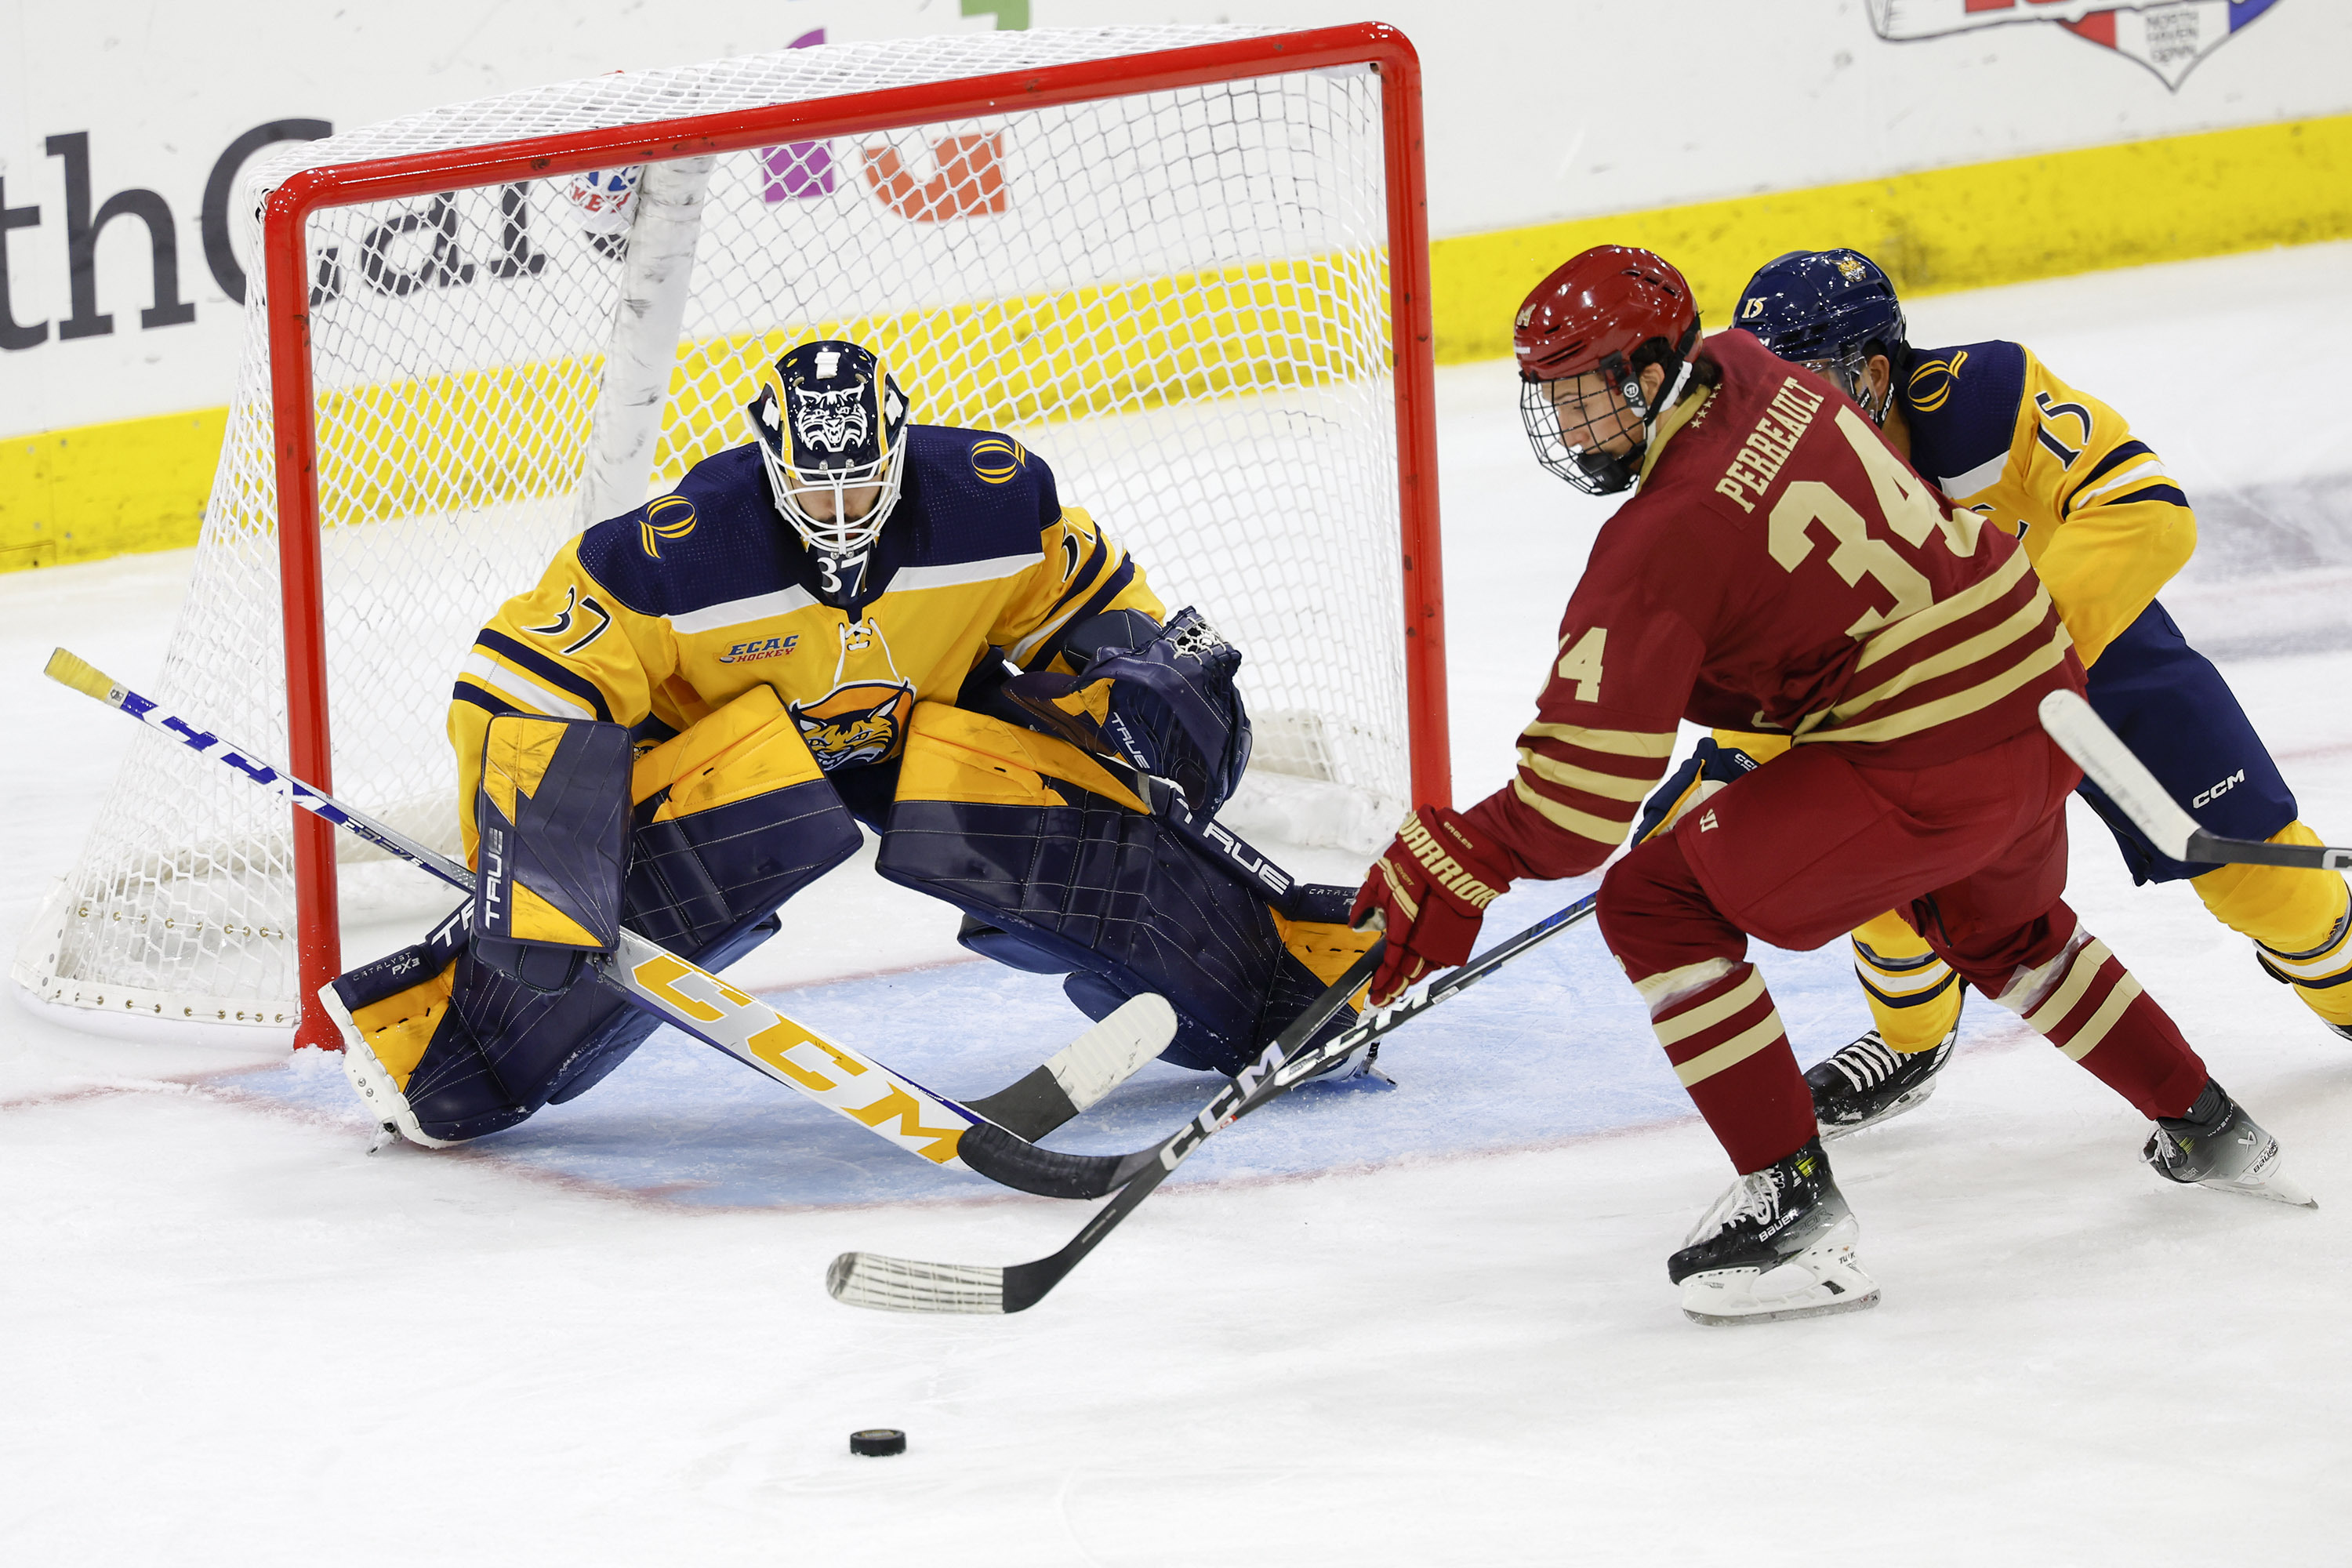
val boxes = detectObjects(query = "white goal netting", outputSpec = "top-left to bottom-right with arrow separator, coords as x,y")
13,26 -> 1417,1042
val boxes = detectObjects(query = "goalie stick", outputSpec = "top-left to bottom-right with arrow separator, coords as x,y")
826,891 -> 1602,1313
960,889 -> 1605,1200
42,648 -> 1171,1165
2039,690 -> 2352,872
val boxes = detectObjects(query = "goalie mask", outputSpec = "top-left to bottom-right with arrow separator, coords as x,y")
746,339 -> 910,567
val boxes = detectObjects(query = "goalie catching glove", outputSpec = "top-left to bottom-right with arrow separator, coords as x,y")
1350,807 -> 1514,1007
1003,605 -> 1252,815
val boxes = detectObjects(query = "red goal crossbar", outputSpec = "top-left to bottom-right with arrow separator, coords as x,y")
259,22 -> 1449,1052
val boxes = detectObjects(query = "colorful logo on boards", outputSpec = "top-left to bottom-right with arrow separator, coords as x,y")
1868,1 -> 2281,90
970,437 -> 1025,485
640,495 -> 697,558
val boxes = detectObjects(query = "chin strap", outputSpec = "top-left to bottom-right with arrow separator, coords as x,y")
1630,355 -> 1697,442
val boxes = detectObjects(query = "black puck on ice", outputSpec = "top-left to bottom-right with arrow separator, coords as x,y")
850,1428 -> 906,1457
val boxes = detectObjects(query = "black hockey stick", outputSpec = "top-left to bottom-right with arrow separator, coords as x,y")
2040,690 -> 2352,872
958,890 -> 1606,1200
42,648 -> 1170,1161
826,942 -> 1383,1315
827,891 -> 1605,1313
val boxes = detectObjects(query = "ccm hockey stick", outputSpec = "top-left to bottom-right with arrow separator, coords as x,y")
2039,690 -> 2352,872
42,648 -> 1173,1167
960,889 -> 1606,1200
828,942 -> 1383,1315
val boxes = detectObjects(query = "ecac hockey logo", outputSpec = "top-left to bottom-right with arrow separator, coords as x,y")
719,634 -> 800,664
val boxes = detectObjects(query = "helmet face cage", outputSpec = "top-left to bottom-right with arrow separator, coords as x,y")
746,339 -> 910,557
1517,328 -> 1700,498
1519,360 -> 1647,496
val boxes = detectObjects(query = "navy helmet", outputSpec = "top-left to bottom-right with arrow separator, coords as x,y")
1732,250 -> 1907,422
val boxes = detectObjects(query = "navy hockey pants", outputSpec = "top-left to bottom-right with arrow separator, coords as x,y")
2074,598 -> 2297,884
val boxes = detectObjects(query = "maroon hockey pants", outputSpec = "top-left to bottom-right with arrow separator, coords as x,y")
1595,727 -> 2209,1173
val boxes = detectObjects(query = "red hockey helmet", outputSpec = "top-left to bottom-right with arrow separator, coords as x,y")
1515,246 -> 1703,495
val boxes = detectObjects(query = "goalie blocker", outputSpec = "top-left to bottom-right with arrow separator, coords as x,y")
331,691 -> 1370,1145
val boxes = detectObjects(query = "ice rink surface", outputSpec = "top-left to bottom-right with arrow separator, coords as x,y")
5,244 -> 2351,1563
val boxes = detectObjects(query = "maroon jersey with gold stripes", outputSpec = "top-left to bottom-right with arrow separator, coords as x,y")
1467,328 -> 2082,882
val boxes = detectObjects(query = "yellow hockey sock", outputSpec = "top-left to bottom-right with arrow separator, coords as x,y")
1850,908 -> 1962,1052
2194,822 -> 2352,1029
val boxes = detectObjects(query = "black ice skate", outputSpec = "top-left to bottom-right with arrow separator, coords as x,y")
1806,1013 -> 1958,1140
1668,1138 -> 1880,1326
2143,1080 -> 2318,1207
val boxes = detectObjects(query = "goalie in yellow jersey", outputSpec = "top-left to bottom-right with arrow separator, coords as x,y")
324,339 -> 1376,1149
1638,250 -> 2351,1137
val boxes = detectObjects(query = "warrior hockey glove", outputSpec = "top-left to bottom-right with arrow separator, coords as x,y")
1004,606 -> 1254,815
1350,807 -> 1512,1007
1632,737 -> 1761,844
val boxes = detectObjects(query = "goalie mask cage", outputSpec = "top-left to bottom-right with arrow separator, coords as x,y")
13,22 -> 1446,1052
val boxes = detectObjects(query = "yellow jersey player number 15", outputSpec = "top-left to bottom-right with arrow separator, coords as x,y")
1703,250 -> 2352,1141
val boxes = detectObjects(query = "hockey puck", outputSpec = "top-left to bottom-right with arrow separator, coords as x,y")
849,1428 -> 906,1457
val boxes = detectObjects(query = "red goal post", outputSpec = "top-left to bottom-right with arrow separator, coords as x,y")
242,24 -> 1446,1051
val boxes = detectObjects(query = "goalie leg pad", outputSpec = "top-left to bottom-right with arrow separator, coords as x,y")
331,688 -> 860,1144
877,702 -> 1370,1076
474,713 -> 632,991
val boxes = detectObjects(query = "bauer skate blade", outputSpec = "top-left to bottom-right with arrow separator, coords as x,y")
1678,1214 -> 1882,1326
323,985 -> 459,1151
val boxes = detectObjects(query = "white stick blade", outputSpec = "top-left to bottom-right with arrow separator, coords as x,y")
2037,690 -> 2202,860
827,1252 -> 1006,1315
1047,993 -> 1178,1113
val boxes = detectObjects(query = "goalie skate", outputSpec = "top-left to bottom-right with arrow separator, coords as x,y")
1806,1024 -> 1956,1140
1669,1139 -> 1880,1326
322,982 -> 460,1151
2143,1082 -> 2317,1208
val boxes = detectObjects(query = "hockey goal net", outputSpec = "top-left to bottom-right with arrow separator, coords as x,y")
13,23 -> 1445,1051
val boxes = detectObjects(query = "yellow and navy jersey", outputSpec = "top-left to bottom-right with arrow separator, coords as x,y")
449,424 -> 1163,860
1900,340 -> 2194,669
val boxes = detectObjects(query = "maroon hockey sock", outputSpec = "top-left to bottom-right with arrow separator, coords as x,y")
2012,934 -> 2209,1119
1648,964 -> 1818,1174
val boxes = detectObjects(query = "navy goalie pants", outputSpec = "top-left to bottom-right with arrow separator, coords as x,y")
2074,598 -> 2297,884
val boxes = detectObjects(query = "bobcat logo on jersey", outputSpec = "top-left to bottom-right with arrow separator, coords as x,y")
791,379 -> 872,456
1867,0 -> 2281,92
789,679 -> 916,771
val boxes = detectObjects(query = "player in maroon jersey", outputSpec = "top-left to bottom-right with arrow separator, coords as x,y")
1349,246 -> 2311,1326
